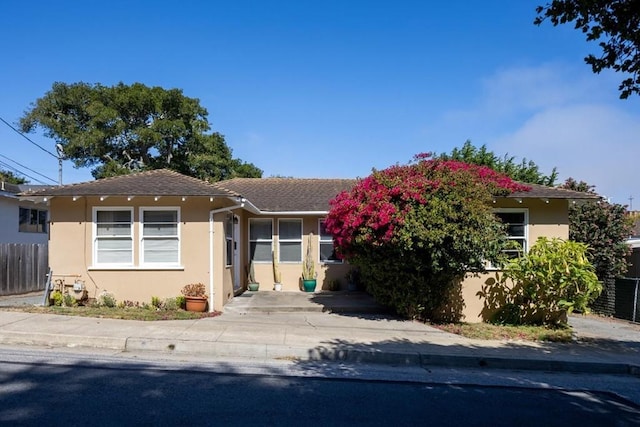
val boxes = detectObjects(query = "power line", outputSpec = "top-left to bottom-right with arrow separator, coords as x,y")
0,159 -> 48,185
0,116 -> 58,159
0,153 -> 57,184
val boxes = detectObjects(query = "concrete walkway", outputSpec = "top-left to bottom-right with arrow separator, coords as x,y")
0,291 -> 639,376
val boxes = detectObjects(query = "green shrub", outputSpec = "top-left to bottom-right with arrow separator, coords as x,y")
151,296 -> 162,309
162,297 -> 180,311
483,237 -> 602,325
97,291 -> 117,308
50,290 -> 63,307
175,295 -> 186,309
62,293 -> 77,307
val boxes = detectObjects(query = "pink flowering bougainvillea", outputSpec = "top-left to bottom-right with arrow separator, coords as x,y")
324,154 -> 530,321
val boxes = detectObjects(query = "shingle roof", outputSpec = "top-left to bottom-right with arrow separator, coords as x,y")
509,183 -> 600,200
21,169 -> 239,197
213,179 -> 599,212
212,178 -> 357,212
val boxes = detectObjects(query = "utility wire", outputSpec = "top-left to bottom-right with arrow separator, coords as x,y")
0,116 -> 58,158
0,159 -> 48,185
0,153 -> 57,184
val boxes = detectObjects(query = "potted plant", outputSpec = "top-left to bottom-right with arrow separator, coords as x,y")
302,233 -> 317,292
181,283 -> 208,312
272,248 -> 282,291
246,261 -> 259,291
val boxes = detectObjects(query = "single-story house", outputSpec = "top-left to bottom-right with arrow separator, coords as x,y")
23,169 -> 597,321
0,181 -> 52,244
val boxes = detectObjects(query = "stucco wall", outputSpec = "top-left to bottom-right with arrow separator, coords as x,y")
49,196 -> 236,310
460,198 -> 569,322
241,214 -> 352,292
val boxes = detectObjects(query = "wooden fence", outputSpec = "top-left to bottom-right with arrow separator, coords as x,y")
0,243 -> 48,296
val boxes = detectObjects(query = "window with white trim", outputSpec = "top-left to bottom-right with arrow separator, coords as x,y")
94,208 -> 133,265
141,208 -> 180,265
249,218 -> 273,262
19,207 -> 47,233
495,209 -> 528,260
278,219 -> 302,262
225,214 -> 233,267
319,220 -> 342,263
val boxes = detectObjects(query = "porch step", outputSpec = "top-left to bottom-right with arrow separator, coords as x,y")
223,291 -> 390,315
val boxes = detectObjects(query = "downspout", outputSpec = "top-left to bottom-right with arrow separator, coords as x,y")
208,200 -> 245,312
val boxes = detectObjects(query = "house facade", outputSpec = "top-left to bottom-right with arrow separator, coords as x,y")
24,169 -> 596,321
0,182 -> 50,244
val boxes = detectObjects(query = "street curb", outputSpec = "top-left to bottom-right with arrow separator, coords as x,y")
0,331 -> 127,351
123,337 -> 640,377
3,332 -> 638,378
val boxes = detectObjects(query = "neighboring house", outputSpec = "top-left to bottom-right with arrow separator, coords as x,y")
0,181 -> 51,244
24,169 -> 597,321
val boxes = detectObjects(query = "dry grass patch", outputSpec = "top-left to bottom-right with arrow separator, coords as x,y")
432,322 -> 573,342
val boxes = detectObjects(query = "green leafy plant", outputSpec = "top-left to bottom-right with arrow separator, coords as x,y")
175,295 -> 186,309
482,237 -> 602,326
50,290 -> 63,307
97,291 -> 117,308
62,293 -> 77,307
325,155 -> 530,321
151,296 -> 162,309
302,233 -> 316,280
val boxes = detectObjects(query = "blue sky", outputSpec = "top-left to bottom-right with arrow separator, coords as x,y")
1,1 -> 639,205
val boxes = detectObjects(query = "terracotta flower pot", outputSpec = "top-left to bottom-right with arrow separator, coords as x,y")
185,296 -> 207,312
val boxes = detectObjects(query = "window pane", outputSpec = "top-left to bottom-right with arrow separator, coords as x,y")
497,212 -> 524,223
250,242 -> 271,262
143,223 -> 177,236
226,239 -> 233,266
144,239 -> 179,263
143,210 -> 177,223
319,221 -> 332,240
279,220 -> 301,240
280,242 -> 301,262
96,238 -> 132,264
97,210 -> 131,223
38,210 -> 47,233
320,242 -> 340,262
506,224 -> 525,237
97,223 -> 131,236
250,220 -> 272,240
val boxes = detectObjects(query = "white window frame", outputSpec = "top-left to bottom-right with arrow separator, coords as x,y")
319,219 -> 343,264
278,218 -> 302,263
249,218 -> 273,263
494,208 -> 529,262
139,207 -> 181,267
93,207 -> 134,267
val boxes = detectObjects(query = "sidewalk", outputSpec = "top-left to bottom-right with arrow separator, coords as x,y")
0,291 -> 638,376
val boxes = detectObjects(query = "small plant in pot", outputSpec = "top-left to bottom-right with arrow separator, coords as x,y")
181,283 -> 208,312
246,261 -> 259,291
301,233 -> 317,292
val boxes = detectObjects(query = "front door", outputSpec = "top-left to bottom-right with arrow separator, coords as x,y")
233,215 -> 241,293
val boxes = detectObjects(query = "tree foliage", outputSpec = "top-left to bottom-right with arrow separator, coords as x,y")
560,178 -> 632,283
535,0 -> 640,99
0,169 -> 27,184
438,140 -> 558,186
481,237 -> 601,326
324,154 -> 531,321
20,82 -> 262,180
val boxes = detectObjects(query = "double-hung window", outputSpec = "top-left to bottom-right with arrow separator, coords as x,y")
141,208 -> 180,265
94,208 -> 133,265
495,209 -> 528,260
319,220 -> 342,263
249,219 -> 273,262
278,219 -> 302,262
19,207 -> 47,233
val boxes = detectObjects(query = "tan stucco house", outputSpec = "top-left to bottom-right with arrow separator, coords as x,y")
23,169 -> 596,321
